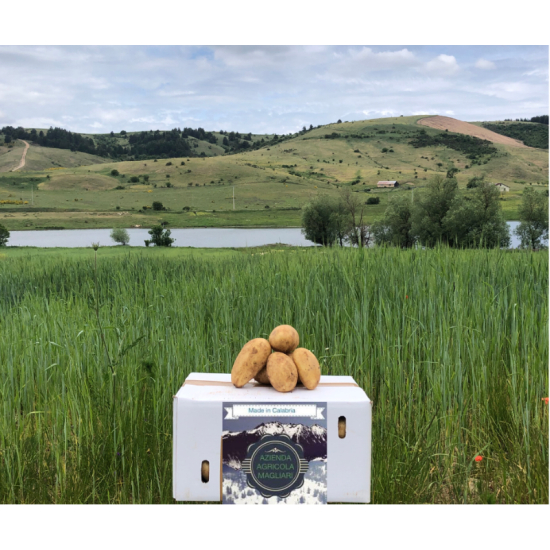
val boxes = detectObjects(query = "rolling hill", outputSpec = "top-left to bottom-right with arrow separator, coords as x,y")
0,115 -> 547,231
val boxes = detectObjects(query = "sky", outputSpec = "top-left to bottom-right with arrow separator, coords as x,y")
0,45 -> 547,135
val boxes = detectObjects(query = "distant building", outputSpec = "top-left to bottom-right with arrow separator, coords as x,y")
377,181 -> 398,188
493,183 -> 510,192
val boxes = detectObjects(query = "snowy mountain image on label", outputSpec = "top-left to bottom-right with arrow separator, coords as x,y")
222,402 -> 327,504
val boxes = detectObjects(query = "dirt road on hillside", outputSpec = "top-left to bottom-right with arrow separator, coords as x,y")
12,140 -> 30,171
418,116 -> 528,148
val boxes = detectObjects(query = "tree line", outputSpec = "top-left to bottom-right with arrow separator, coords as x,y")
302,175 -> 548,250
482,122 -> 548,149
1,125 -> 300,160
1,126 -> 99,155
409,129 -> 499,162
503,115 -> 548,125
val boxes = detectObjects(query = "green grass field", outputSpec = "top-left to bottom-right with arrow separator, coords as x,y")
0,246 -> 547,503
1,115 -> 547,230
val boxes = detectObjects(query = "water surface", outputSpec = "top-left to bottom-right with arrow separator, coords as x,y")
6,222 -> 539,249
7,227 -> 315,248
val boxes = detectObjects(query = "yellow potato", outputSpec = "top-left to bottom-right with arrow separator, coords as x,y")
268,325 -> 299,353
254,366 -> 271,385
266,352 -> 298,393
289,348 -> 321,390
231,338 -> 272,388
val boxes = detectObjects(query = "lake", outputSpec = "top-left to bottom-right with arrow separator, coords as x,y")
5,222 -> 535,249
6,227 -> 316,248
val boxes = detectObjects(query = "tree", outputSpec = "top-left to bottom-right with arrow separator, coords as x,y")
366,197 -> 380,205
443,182 -> 510,248
147,225 -> 174,247
410,174 -> 458,246
110,227 -> 130,246
372,195 -> 415,248
446,167 -> 460,178
339,187 -> 368,247
337,119 -> 342,124
152,201 -> 164,211
301,195 -> 339,246
514,188 -> 549,248
111,169 -> 119,176
467,175 -> 485,189
0,223 -> 9,247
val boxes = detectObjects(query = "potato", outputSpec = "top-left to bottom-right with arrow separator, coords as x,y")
231,338 -> 271,388
289,348 -> 321,390
266,352 -> 298,393
268,325 -> 299,353
254,366 -> 271,385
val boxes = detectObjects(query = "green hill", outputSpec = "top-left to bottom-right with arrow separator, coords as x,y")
1,115 -> 547,231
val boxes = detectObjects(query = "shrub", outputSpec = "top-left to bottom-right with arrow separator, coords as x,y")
115,185 -> 125,190
180,161 -> 185,166
110,227 -> 130,246
111,169 -> 119,176
166,162 -> 172,166
467,176 -> 485,189
0,223 -> 9,247
129,176 -> 139,183
382,148 -> 389,153
116,206 -> 120,210
366,197 -> 380,205
182,206 -> 190,212
147,225 -> 174,247
152,201 -> 164,211
265,205 -> 270,209
166,182 -> 173,188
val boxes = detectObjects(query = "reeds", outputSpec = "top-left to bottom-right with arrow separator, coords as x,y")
0,246 -> 547,503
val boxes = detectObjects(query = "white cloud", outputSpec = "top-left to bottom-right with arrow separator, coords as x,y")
349,47 -> 418,70
475,58 -> 496,70
0,46 -> 547,134
425,54 -> 460,75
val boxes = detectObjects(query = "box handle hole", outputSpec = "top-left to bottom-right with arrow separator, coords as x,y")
338,416 -> 346,439
201,460 -> 210,483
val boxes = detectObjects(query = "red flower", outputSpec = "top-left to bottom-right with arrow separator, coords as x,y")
474,456 -> 483,463
543,397 -> 549,405
405,295 -> 408,299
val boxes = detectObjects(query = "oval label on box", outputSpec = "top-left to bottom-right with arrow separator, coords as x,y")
242,435 -> 309,498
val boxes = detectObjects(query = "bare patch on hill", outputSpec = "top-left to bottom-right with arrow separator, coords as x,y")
39,174 -> 117,191
418,116 -> 528,148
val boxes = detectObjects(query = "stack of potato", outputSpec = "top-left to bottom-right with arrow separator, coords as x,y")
231,325 -> 321,392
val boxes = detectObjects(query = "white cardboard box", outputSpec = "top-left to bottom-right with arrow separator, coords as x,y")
173,372 -> 372,503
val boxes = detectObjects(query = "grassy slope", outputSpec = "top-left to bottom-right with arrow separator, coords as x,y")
1,116 -> 548,230
0,140 -> 108,173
